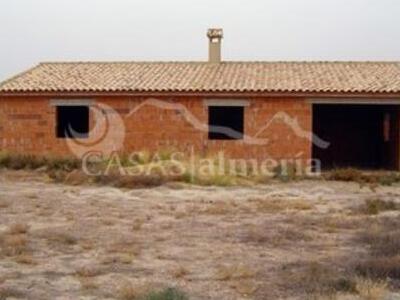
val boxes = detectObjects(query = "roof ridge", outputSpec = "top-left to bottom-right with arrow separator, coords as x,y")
36,60 -> 400,66
38,60 -> 400,65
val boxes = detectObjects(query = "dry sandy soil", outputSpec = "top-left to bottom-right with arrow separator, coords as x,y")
1,170 -> 400,300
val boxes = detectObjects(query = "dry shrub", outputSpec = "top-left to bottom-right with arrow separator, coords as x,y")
378,173 -> 400,186
215,264 -> 256,281
8,223 -> 30,235
195,174 -> 235,187
325,168 -> 363,182
358,220 -> 400,257
139,287 -> 188,300
357,198 -> 398,215
14,254 -> 37,265
0,234 -> 30,257
173,211 -> 187,219
132,219 -> 144,231
106,240 -> 140,258
355,277 -> 388,300
355,256 -> 400,279
76,265 -> 101,277
242,224 -> 312,246
254,198 -> 313,213
354,217 -> 400,280
64,170 -> 89,185
280,260 -> 355,295
232,280 -> 258,297
318,214 -> 363,233
101,218 -> 116,226
172,265 -> 189,279
102,253 -> 134,265
38,229 -> 78,246
204,201 -> 234,215
273,163 -> 299,182
80,240 -> 95,251
79,277 -> 98,290
325,168 -> 400,187
0,200 -> 10,208
0,152 -> 81,171
94,171 -> 166,189
119,285 -> 188,300
118,281 -> 150,300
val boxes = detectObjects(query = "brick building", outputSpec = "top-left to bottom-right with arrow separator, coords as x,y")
0,29 -> 400,170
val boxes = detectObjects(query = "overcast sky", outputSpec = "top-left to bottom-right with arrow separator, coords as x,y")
1,0 -> 400,80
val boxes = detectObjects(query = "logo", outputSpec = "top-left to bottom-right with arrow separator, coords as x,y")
66,103 -> 125,159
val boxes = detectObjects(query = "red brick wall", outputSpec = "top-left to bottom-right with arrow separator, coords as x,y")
0,96 -> 312,161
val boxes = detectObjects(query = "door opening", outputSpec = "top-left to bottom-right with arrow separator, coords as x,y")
312,104 -> 400,170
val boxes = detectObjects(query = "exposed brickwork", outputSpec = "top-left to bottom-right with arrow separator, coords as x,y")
0,96 -> 312,161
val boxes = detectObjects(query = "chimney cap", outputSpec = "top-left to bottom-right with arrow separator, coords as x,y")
207,28 -> 223,40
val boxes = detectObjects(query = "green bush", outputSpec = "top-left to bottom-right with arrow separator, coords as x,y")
140,288 -> 188,300
0,152 -> 81,171
362,198 -> 398,215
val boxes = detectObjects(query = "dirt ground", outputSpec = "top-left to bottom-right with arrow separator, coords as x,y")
1,170 -> 400,300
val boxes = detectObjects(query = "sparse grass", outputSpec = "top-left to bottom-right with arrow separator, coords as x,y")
355,277 -> 388,300
204,201 -> 234,215
3,164 -> 400,299
0,287 -> 26,299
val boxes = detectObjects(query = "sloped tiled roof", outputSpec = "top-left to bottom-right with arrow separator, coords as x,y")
1,61 -> 400,94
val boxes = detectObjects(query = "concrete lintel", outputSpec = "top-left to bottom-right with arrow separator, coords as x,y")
308,98 -> 400,105
49,99 -> 95,106
203,99 -> 250,107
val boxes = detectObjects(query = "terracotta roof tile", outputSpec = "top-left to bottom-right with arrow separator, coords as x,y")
1,61 -> 400,94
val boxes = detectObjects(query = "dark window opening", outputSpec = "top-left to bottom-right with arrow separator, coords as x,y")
312,104 -> 400,170
56,106 -> 89,138
208,106 -> 244,140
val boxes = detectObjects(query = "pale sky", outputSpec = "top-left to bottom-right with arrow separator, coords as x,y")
1,0 -> 400,80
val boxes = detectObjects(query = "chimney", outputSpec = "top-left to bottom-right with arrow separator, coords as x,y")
207,28 -> 223,63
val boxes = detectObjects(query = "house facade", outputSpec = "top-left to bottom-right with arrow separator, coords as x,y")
0,29 -> 400,170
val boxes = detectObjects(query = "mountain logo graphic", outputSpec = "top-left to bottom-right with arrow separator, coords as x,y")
66,98 -> 329,158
